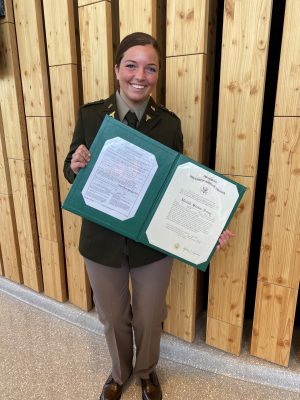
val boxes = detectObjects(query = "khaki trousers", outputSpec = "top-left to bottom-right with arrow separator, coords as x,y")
84,256 -> 173,385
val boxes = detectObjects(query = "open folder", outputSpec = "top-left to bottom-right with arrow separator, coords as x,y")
62,115 -> 246,271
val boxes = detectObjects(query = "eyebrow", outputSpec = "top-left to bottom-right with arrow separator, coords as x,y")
123,59 -> 158,67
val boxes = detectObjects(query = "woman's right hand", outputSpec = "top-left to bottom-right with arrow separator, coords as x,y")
71,144 -> 91,175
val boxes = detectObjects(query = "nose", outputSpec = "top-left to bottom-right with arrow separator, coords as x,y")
135,67 -> 145,80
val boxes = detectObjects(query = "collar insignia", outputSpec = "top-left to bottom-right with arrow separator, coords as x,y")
151,106 -> 156,111
146,114 -> 152,122
109,111 -> 116,118
107,103 -> 113,109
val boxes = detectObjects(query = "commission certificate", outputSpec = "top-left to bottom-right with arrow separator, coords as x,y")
82,137 -> 158,221
146,162 -> 239,265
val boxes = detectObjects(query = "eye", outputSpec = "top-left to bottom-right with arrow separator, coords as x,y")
125,63 -> 136,70
145,66 -> 158,74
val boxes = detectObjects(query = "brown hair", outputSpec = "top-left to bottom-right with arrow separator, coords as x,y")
115,32 -> 161,68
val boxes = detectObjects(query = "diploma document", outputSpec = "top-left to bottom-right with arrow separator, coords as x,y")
63,116 -> 246,271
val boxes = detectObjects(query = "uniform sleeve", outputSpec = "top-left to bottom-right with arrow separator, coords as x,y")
63,107 -> 86,184
173,119 -> 184,154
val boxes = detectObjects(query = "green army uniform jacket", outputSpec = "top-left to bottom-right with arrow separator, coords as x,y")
64,93 -> 183,268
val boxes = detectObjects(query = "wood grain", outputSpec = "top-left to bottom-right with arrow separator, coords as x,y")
215,0 -> 272,176
251,281 -> 298,366
275,0 -> 300,116
13,0 -> 51,116
43,0 -> 77,66
79,1 -> 114,102
166,0 -> 208,56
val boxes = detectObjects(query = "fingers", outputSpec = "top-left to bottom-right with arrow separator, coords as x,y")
216,229 -> 236,251
71,145 -> 90,174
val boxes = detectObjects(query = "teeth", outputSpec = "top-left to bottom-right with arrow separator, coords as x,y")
131,84 -> 145,89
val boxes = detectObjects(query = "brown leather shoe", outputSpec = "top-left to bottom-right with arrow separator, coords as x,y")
141,371 -> 162,400
99,374 -> 123,400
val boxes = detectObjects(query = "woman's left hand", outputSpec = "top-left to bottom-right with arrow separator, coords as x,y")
216,229 -> 236,251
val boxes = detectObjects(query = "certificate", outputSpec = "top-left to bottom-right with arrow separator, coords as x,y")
62,116 -> 246,271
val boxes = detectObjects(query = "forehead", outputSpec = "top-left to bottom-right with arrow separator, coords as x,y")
121,45 -> 159,64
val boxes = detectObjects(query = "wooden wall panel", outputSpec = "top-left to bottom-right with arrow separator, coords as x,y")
215,0 -> 272,176
13,0 -> 51,116
14,0 -> 66,301
251,117 -> 300,365
119,0 -> 157,38
44,0 -> 92,310
207,176 -> 254,354
251,0 -> 300,367
0,246 -> 3,276
275,0 -> 300,117
0,3 -> 42,292
43,0 -> 77,66
79,1 -> 114,102
251,282 -> 298,366
0,109 -> 22,283
166,0 -> 208,56
165,0 -> 212,342
206,0 -> 272,355
0,23 -> 29,160
9,159 -> 43,291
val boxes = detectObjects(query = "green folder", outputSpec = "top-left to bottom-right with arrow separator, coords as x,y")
62,115 -> 246,271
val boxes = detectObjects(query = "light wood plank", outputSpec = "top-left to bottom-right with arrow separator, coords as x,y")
49,65 -> 79,201
215,0 -> 272,176
275,0 -> 300,116
78,0 -> 101,6
79,1 -> 114,102
26,117 -> 62,242
40,237 -> 67,301
50,65 -> 92,310
0,194 -> 22,283
13,0 -> 51,116
119,0 -> 156,39
62,210 -> 92,310
164,259 -> 198,342
9,159 -> 43,292
166,0 -> 208,56
251,282 -> 298,366
258,118 -> 300,289
0,245 -> 4,276
43,0 -> 77,66
0,22 -> 29,159
166,54 -> 206,161
207,176 -> 254,327
206,317 -> 241,355
0,107 -> 12,194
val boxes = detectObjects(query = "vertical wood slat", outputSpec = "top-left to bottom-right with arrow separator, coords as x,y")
9,158 -> 43,291
119,0 -> 157,39
79,1 -> 114,103
13,0 -> 66,301
0,0 -> 42,292
164,0 -> 210,342
206,0 -> 273,355
44,0 -> 92,310
43,0 -> 77,66
0,246 -> 4,276
206,175 -> 255,354
0,108 -> 22,283
251,0 -> 300,367
251,117 -> 300,366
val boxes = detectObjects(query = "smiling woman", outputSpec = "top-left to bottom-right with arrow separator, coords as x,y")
63,31 -> 232,400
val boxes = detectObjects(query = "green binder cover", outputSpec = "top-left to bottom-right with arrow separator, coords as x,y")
62,115 -> 246,271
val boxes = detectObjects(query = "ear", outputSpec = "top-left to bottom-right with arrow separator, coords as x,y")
114,64 -> 119,81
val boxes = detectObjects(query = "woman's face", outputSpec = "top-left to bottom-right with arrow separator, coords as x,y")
115,45 -> 159,108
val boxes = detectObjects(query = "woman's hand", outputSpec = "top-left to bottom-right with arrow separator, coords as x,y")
71,144 -> 90,175
216,229 -> 236,251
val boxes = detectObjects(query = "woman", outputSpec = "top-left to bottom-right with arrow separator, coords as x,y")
64,32 -> 233,400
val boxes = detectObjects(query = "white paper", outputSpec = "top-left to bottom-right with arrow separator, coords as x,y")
82,137 -> 158,221
146,162 -> 238,264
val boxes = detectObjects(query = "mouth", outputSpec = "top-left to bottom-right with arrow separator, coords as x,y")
130,83 -> 147,90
